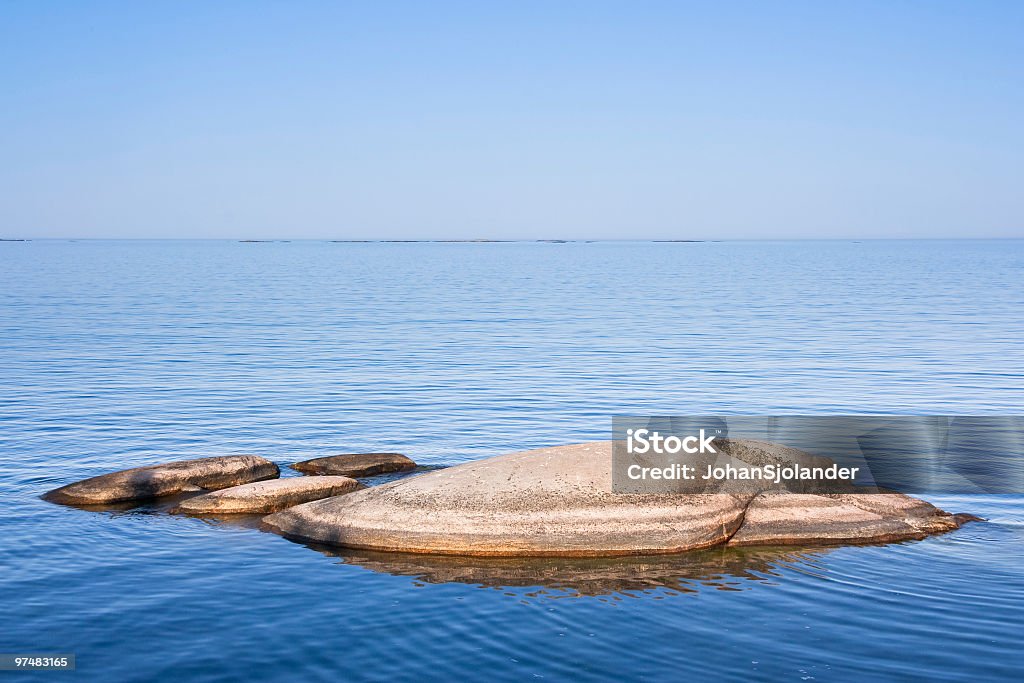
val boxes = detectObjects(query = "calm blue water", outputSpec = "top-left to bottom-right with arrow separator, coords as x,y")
1,239 -> 1022,682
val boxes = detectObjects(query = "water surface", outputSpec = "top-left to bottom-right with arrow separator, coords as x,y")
1,240 -> 1022,681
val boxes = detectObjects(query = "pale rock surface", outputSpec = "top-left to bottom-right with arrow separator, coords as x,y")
172,475 -> 363,514
265,441 -> 972,557
44,456 -> 280,505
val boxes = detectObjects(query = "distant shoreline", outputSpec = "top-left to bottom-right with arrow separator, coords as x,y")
5,237 -> 1024,243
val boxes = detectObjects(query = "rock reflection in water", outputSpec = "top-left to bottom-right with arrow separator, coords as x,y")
300,542 -> 832,597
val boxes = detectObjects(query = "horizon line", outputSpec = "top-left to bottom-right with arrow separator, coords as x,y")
3,236 -> 1024,243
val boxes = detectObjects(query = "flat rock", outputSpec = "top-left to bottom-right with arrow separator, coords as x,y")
268,442 -> 754,556
726,492 -> 960,546
44,455 -> 280,505
172,476 -> 362,514
291,452 -> 416,477
264,441 -> 972,557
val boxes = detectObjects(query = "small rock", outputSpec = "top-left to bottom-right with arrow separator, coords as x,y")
43,455 -> 279,505
953,512 -> 985,524
291,452 -> 416,477
172,476 -> 362,514
725,492 -> 962,546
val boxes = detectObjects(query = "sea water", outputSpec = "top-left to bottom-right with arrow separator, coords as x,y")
1,239 -> 1022,681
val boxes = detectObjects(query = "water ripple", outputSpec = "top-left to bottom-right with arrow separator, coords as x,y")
1,240 -> 1023,681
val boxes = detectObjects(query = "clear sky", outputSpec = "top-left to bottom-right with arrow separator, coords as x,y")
2,1 -> 1022,240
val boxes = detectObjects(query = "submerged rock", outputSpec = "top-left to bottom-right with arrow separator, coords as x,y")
172,476 -> 362,514
264,441 -> 973,557
43,456 -> 279,505
291,452 -> 416,478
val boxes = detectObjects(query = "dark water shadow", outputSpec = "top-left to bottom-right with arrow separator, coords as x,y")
297,542 -> 834,598
58,491 -> 199,515
55,492 -> 270,532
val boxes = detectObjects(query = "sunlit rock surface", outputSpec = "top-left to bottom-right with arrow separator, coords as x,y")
727,491 -> 960,546
172,475 -> 363,514
291,452 -> 417,477
264,441 -> 973,557
43,455 -> 280,505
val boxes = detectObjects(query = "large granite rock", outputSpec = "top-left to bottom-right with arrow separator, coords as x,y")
267,442 -> 752,556
291,452 -> 416,477
172,476 -> 362,514
43,455 -> 280,505
264,441 -> 974,557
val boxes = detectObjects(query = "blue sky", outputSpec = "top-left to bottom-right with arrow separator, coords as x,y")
2,1 -> 1021,239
